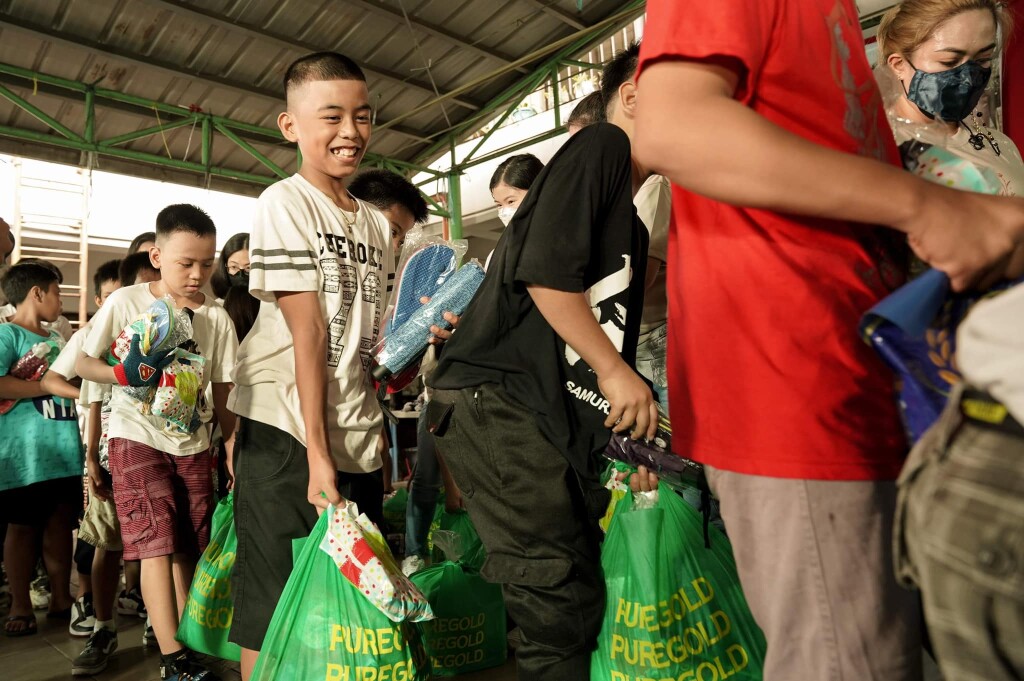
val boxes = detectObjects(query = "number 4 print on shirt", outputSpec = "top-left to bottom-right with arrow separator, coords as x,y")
327,264 -> 359,368
359,272 -> 382,368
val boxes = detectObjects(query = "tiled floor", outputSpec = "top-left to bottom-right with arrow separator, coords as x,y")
0,609 -> 518,681
0,609 -> 946,681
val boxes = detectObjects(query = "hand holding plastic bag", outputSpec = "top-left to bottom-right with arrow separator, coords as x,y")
592,484 -> 766,680
251,510 -> 431,681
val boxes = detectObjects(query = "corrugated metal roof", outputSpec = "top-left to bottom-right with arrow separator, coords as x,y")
0,0 -> 632,195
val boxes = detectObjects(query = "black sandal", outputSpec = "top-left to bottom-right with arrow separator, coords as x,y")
4,615 -> 38,637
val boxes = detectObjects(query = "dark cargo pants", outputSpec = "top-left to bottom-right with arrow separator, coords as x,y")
428,385 -> 608,681
896,385 -> 1024,681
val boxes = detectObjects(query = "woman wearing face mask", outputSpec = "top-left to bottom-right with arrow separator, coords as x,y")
879,5 -> 1024,680
210,233 -> 258,496
211,232 -> 253,301
488,154 -> 544,272
490,154 -> 545,228
880,1 -> 1022,204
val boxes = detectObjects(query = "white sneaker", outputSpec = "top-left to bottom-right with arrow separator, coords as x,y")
29,578 -> 50,611
401,555 -> 426,577
117,588 -> 146,618
69,596 -> 96,637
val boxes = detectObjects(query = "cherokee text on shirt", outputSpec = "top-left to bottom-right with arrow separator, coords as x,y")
228,173 -> 395,474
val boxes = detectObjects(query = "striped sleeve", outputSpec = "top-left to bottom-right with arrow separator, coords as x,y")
248,181 -> 320,302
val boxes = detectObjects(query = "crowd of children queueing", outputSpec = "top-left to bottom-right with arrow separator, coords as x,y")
3,1 -> 1024,680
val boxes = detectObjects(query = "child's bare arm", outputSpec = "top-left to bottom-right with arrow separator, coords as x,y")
211,382 -> 237,484
0,375 -> 47,400
277,290 -> 343,510
76,355 -> 117,385
527,285 -> 658,440
85,400 -> 111,500
40,370 -> 80,400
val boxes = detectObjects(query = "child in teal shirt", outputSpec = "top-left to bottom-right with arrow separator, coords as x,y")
0,262 -> 82,636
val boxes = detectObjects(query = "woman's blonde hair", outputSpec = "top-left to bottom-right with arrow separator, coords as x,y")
877,0 -> 1014,62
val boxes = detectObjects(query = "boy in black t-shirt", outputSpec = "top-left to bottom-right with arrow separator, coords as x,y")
427,122 -> 656,680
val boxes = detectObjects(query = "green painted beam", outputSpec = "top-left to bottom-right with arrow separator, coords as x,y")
411,0 -> 645,166
460,67 -> 552,167
0,123 -> 277,185
213,121 -> 288,179
0,82 -> 84,142
99,116 -> 196,147
461,127 -> 569,169
447,171 -> 463,240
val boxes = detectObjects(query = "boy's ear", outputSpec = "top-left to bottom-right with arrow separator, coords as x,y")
94,295 -> 103,308
619,80 -> 639,118
278,111 -> 299,143
149,247 -> 162,271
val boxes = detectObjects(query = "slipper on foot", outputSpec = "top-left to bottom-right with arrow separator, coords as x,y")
4,614 -> 38,637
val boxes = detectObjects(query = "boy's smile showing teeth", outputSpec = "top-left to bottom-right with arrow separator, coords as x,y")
332,146 -> 359,158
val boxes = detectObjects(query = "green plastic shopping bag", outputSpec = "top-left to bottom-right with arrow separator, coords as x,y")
177,492 -> 241,661
592,484 -> 766,681
411,532 -> 507,676
428,509 -> 486,573
252,509 -> 432,681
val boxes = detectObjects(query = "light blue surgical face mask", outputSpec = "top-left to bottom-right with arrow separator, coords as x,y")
905,59 -> 992,123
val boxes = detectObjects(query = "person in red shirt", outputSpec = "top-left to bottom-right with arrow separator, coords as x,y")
633,0 -> 1024,679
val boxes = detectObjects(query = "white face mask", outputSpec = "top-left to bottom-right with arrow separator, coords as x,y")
497,205 -> 517,227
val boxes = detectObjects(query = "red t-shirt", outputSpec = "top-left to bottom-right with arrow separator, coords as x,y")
638,0 -> 908,480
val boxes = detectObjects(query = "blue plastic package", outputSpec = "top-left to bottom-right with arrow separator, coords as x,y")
372,262 -> 485,382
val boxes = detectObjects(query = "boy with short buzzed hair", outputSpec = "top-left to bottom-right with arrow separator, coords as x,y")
77,204 -> 237,681
226,51 -> 394,679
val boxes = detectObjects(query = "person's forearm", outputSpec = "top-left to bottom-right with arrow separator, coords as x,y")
634,61 -> 926,234
75,355 -> 117,385
40,371 -> 80,400
293,327 -> 330,454
527,286 -> 624,376
0,375 -> 46,400
211,383 -> 236,446
86,401 -> 102,465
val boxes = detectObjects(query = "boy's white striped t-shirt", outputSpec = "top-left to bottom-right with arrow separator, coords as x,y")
228,173 -> 394,473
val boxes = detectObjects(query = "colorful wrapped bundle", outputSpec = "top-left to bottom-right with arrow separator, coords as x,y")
152,349 -> 206,434
860,141 -> 1008,444
319,502 -> 434,624
107,298 -> 194,407
0,338 -> 63,415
